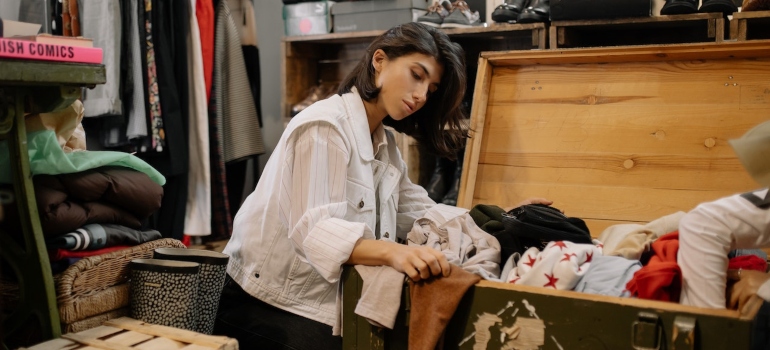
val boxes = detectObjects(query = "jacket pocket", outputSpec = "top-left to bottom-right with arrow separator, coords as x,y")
286,256 -> 334,307
345,179 -> 375,227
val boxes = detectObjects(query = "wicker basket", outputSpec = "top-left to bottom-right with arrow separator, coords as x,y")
1,238 -> 186,328
63,308 -> 130,333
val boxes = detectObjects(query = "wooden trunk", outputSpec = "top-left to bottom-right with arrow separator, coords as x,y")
343,40 -> 770,349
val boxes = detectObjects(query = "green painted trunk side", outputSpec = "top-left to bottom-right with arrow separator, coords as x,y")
342,267 -> 761,350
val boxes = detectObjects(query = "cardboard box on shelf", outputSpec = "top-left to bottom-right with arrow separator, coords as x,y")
283,1 -> 335,36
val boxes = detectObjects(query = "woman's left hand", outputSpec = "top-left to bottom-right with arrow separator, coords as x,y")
504,198 -> 554,212
726,269 -> 770,311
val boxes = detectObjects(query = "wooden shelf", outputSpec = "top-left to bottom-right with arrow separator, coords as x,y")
281,23 -> 548,120
282,23 -> 546,43
550,13 -> 726,49
731,10 -> 770,41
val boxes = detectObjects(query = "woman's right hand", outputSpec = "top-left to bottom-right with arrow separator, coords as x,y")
387,245 -> 451,282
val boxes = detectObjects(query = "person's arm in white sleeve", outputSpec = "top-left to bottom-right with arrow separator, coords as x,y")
282,123 -> 450,283
281,123 -> 370,284
678,189 -> 770,308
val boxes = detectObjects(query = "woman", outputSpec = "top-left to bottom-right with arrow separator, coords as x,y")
215,22 -> 553,349
214,22 -> 468,349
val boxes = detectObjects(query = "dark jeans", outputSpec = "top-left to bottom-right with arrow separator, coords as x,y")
213,276 -> 342,350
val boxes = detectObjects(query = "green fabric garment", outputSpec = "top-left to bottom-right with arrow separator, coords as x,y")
469,204 -> 506,233
0,130 -> 165,186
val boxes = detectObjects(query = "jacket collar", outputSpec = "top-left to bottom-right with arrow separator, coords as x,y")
342,87 -> 379,162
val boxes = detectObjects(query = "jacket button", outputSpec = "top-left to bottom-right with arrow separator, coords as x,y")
359,200 -> 364,208
384,232 -> 390,239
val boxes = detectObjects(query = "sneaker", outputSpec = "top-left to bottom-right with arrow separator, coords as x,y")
441,1 -> 480,28
417,0 -> 452,27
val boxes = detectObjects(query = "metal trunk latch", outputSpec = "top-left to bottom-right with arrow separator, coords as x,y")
632,312 -> 662,350
672,316 -> 697,350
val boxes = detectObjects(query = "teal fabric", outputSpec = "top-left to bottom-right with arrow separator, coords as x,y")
0,130 -> 165,185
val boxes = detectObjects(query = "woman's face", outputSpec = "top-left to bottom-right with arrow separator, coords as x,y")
373,50 -> 443,121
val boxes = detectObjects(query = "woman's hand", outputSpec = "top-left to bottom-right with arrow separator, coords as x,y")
347,240 -> 450,281
504,198 -> 554,212
726,269 -> 770,311
387,245 -> 451,282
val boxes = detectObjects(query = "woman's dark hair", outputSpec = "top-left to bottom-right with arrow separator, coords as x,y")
338,22 -> 468,159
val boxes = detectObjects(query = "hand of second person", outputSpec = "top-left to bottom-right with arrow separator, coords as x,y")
504,197 -> 554,212
388,245 -> 450,282
726,269 -> 770,311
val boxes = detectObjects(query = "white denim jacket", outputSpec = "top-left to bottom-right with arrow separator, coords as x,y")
223,88 -> 434,333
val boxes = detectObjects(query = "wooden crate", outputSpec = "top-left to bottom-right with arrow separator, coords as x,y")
550,13 -> 726,49
22,317 -> 238,350
343,40 -> 770,349
731,10 -> 770,41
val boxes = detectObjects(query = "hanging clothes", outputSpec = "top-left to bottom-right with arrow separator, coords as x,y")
125,0 -> 148,140
214,0 -> 265,164
184,0 -> 213,237
198,0 -> 216,100
207,0 -> 266,239
228,0 -> 262,125
79,0 -> 123,117
139,0 -> 191,240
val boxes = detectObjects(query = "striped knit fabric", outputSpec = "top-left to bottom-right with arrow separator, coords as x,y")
214,0 -> 265,162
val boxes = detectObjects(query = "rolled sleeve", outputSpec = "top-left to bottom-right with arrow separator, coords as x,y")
280,123 -> 369,283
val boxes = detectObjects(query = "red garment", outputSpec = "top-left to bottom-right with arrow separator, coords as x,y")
729,255 -> 768,272
626,231 -> 681,302
196,0 -> 215,100
49,245 -> 131,262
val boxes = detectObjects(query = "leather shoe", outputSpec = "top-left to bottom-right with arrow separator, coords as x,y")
699,0 -> 738,14
517,0 -> 550,23
492,0 -> 529,23
660,0 -> 698,14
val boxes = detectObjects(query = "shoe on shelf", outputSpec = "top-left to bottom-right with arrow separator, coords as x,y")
699,0 -> 738,14
491,0 -> 529,23
417,0 -> 453,27
660,0 -> 698,15
517,0 -> 550,23
291,83 -> 336,117
441,1 -> 481,28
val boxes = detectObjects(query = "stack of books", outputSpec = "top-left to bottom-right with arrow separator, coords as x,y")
0,19 -> 102,64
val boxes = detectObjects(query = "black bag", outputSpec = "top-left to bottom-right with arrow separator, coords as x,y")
501,204 -> 592,252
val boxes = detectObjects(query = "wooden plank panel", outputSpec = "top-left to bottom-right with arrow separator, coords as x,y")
74,326 -> 124,340
489,64 -> 770,104
133,337 -> 186,350
470,180 -> 744,224
478,57 -> 770,157
484,40 -> 770,66
106,331 -> 155,347
475,154 -> 755,192
24,338 -> 78,350
479,109 -> 767,158
458,57 -> 492,209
